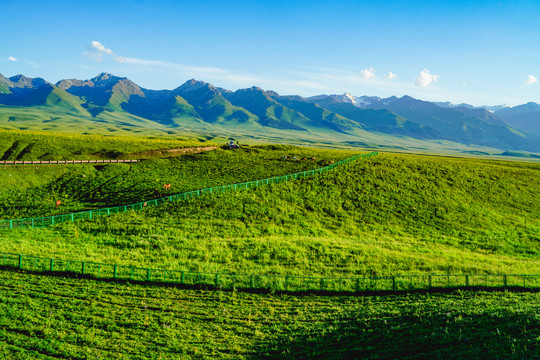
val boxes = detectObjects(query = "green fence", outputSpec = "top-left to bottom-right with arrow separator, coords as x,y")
2,252 -> 540,292
0,152 -> 378,230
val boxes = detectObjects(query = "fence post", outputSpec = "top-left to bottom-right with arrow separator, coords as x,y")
181,271 -> 185,284
320,278 -> 325,291
504,274 -> 508,288
18,255 -> 22,269
392,276 -> 396,291
113,265 -> 118,279
215,273 -> 220,287
428,275 -> 432,289
146,268 -> 151,281
50,259 -> 54,272
250,275 -> 254,288
82,262 -> 86,275
130,267 -> 134,280
466,275 -> 470,287
10,220 -> 12,229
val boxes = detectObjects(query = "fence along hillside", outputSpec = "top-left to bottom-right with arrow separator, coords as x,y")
0,152 -> 378,230
3,251 -> 539,293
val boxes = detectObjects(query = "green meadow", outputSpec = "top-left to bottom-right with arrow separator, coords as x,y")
0,129 -> 539,358
0,132 -> 538,277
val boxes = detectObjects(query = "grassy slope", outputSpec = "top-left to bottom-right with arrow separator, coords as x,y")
1,151 -> 538,277
0,269 -> 539,359
0,144 -> 350,218
1,130 -> 540,359
0,129 -> 211,161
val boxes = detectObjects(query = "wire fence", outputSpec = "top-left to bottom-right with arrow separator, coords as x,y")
0,152 -> 378,230
0,159 -> 139,166
2,252 -> 539,292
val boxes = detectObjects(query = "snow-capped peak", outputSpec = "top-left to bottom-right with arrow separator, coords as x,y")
343,93 -> 357,103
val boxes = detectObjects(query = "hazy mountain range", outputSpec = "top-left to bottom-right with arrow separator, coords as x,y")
1,72 -> 539,153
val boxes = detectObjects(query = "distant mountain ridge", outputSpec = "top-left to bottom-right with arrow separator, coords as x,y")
495,102 -> 540,136
0,72 -> 539,152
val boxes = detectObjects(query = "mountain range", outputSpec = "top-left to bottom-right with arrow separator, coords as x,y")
1,72 -> 539,153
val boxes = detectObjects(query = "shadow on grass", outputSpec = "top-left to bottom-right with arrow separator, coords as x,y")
251,306 -> 540,359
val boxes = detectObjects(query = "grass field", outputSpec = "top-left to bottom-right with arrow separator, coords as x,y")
1,268 -> 539,359
1,149 -> 538,278
1,129 -> 539,358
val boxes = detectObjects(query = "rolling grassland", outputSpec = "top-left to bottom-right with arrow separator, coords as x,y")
0,130 -> 539,358
1,146 -> 538,277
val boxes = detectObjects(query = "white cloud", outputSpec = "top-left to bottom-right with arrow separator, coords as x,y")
8,56 -> 17,62
360,68 -> 376,80
415,69 -> 439,87
525,74 -> 538,85
83,41 -> 125,63
91,41 -> 113,55
385,71 -> 397,80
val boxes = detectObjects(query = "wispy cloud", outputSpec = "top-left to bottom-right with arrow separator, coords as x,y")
82,41 -> 308,90
385,71 -> 397,80
360,68 -> 376,80
83,41 -> 125,63
525,74 -> 538,85
415,69 -> 439,87
78,43 -> 449,99
1,56 -> 39,67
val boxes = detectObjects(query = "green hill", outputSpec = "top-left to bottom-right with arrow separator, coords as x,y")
0,131 -> 539,359
225,87 -> 311,131
58,73 -> 145,115
271,95 -> 364,133
173,80 -> 260,127
1,146 -> 538,277
12,84 -> 89,116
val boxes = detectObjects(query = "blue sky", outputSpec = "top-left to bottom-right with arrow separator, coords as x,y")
1,0 -> 539,106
